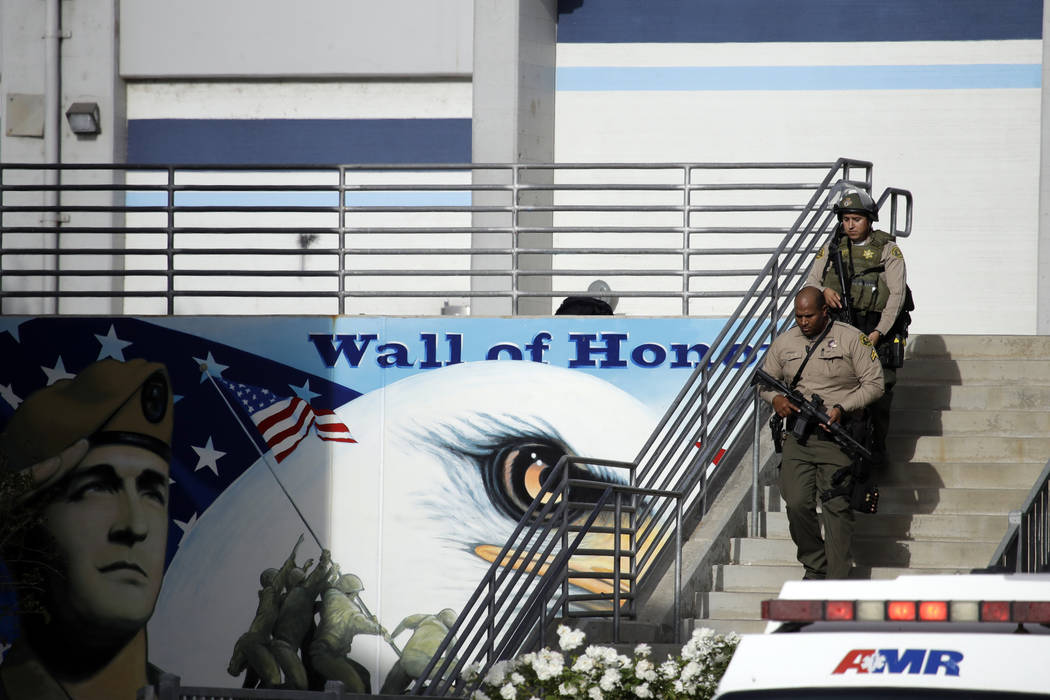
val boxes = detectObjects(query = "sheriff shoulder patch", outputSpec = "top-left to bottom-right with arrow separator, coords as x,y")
860,333 -> 873,347
892,246 -> 903,259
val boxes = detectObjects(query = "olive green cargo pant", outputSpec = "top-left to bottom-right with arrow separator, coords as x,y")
778,434 -> 855,580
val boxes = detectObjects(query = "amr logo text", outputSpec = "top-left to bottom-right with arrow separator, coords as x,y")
833,649 -> 963,676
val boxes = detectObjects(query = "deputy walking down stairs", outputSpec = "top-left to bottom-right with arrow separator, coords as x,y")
804,187 -> 912,466
756,287 -> 884,580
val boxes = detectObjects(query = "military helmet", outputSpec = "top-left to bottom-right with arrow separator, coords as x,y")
832,188 -> 879,222
334,573 -> 364,594
261,568 -> 280,588
0,359 -> 173,500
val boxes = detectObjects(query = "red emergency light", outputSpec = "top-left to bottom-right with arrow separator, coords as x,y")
763,598 -> 1050,624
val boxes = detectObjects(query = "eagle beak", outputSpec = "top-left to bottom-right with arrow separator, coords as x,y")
474,531 -> 633,598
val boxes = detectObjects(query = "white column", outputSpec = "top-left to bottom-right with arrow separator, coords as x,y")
470,0 -> 556,316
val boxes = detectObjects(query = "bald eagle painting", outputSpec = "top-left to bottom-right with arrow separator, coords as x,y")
149,360 -> 659,691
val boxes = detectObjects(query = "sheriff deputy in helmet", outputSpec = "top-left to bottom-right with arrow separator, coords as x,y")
804,188 -> 908,464
0,358 -> 173,700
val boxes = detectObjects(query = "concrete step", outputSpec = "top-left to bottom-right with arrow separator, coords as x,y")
751,510 -> 1010,541
730,536 -> 1000,569
684,617 -> 769,636
876,461 -> 1044,490
878,486 -> 1027,515
907,335 -> 1050,360
711,563 -> 966,593
899,359 -> 1050,385
891,409 -> 1050,437
894,383 -> 1050,411
759,484 -> 1028,515
696,590 -> 770,620
887,435 -> 1050,463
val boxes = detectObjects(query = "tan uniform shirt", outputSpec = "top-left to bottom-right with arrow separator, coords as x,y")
759,321 -> 885,413
804,235 -> 907,336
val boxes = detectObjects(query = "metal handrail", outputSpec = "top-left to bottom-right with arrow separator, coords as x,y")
409,158 -> 910,695
988,457 -> 1050,572
1,160 -> 870,316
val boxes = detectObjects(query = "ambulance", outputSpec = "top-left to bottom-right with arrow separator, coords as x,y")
714,573 -> 1050,698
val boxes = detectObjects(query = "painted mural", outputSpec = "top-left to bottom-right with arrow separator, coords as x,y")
0,315 -> 762,698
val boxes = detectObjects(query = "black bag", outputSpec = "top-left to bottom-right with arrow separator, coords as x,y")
879,286 -> 915,369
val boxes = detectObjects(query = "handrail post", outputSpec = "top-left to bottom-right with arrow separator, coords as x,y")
674,496 -> 682,645
338,166 -> 347,315
511,163 -> 519,315
682,164 -> 691,315
166,167 -> 175,315
751,391 -> 761,537
613,491 -> 622,643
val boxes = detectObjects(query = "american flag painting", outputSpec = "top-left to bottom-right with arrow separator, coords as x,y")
0,316 -> 362,571
219,378 -> 355,462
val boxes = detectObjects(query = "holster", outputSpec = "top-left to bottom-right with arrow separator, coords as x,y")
769,413 -> 784,453
878,332 -> 907,369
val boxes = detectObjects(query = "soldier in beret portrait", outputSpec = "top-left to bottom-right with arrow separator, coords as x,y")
0,358 -> 173,700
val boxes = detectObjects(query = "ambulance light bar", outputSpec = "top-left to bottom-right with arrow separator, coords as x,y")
762,599 -> 1050,624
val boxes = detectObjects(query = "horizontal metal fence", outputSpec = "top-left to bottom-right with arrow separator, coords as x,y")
2,161 -> 869,317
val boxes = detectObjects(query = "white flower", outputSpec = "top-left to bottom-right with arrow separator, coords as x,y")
634,682 -> 652,698
681,660 -> 701,682
635,659 -> 657,682
634,642 -> 651,657
673,679 -> 685,693
659,660 -> 679,679
472,692 -> 491,700
573,655 -> 595,674
485,661 -> 509,686
557,625 -> 586,652
587,687 -> 604,700
500,682 -> 517,700
510,672 -> 525,685
599,668 -> 621,691
558,682 -> 577,696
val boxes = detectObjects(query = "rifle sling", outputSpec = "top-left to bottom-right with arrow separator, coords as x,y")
789,320 -> 833,389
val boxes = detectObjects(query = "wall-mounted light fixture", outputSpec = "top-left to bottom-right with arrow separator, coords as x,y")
65,101 -> 101,135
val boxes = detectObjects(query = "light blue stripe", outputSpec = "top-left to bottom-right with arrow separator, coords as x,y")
557,64 -> 1042,91
125,191 -> 472,208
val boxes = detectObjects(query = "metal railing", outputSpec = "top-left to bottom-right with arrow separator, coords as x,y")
139,673 -> 363,700
409,158 -> 914,695
988,458 -> 1050,573
1,161 -> 894,317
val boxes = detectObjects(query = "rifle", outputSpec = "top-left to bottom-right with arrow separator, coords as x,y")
752,368 -> 873,463
827,224 -> 857,328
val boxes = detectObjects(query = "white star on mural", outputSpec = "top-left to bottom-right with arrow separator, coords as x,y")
191,436 -> 226,476
192,351 -> 229,383
0,384 -> 21,410
41,357 -> 75,386
1,321 -> 22,343
289,379 -> 321,402
95,325 -> 133,361
174,512 -> 199,543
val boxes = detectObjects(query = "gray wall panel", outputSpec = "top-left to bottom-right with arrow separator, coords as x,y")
120,0 -> 472,78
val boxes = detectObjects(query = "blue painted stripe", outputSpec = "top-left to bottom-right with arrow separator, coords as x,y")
127,119 -> 471,166
124,190 -> 473,209
557,64 -> 1042,91
557,0 -> 1042,43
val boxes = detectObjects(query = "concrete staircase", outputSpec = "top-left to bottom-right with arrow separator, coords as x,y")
688,334 -> 1050,635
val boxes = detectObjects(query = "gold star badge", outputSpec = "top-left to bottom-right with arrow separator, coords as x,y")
863,249 -> 875,260
816,248 -> 825,259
